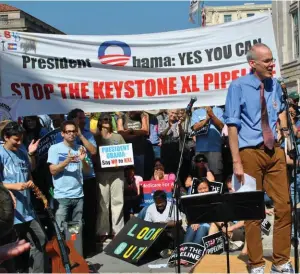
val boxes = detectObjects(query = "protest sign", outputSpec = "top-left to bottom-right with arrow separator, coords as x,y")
105,216 -> 165,264
37,128 -> 60,157
261,219 -> 272,236
99,144 -> 134,168
168,243 -> 205,266
0,96 -> 20,121
202,231 -> 224,255
139,180 -> 174,206
0,14 -> 279,115
190,178 -> 223,194
210,182 -> 223,194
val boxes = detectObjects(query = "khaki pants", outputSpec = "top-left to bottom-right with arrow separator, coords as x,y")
240,147 -> 291,268
96,171 -> 124,236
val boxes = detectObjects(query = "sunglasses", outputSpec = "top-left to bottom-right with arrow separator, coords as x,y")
64,130 -> 77,134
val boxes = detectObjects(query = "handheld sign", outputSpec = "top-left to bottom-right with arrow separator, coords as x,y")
209,182 -> 223,194
104,216 -> 165,265
37,128 -> 60,158
168,243 -> 205,266
139,180 -> 174,206
190,178 -> 223,195
261,219 -> 271,236
202,231 -> 224,255
191,120 -> 211,137
100,144 -> 134,168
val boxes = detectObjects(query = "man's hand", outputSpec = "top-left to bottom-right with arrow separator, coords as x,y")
0,240 -> 31,264
28,139 -> 40,155
14,183 -> 29,191
205,106 -> 214,118
191,224 -> 200,231
78,146 -> 87,161
65,150 -> 77,164
233,161 -> 244,184
25,180 -> 34,189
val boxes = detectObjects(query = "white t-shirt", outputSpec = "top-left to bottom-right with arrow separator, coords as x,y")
144,201 -> 182,223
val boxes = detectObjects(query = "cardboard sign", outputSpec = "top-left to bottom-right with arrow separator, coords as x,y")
261,219 -> 271,236
105,216 -> 165,265
191,120 -> 211,137
140,180 -> 174,206
37,129 -> 60,157
99,144 -> 134,168
190,178 -> 223,195
202,231 -> 224,255
168,243 -> 205,266
210,182 -> 223,194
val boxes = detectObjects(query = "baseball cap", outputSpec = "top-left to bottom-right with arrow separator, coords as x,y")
288,91 -> 299,100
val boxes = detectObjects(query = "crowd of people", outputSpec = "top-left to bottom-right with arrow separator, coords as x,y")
1,56 -> 300,272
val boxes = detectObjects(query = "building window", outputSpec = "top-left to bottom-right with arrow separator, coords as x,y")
292,10 -> 299,58
247,13 -> 255,17
0,15 -> 8,22
224,15 -> 232,22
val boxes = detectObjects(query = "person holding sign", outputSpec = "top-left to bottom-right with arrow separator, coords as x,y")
185,154 -> 215,190
95,113 -> 126,241
47,121 -> 90,231
183,179 -> 210,247
224,43 -> 293,273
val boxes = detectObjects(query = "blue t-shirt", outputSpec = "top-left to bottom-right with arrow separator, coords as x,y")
0,145 -> 35,224
47,142 -> 84,199
191,107 -> 224,152
76,129 -> 96,180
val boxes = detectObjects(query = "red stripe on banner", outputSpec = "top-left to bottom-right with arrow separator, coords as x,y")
99,54 -> 130,59
100,58 -> 131,64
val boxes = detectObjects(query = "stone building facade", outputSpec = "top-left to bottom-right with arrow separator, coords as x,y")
272,0 -> 300,93
0,4 -> 64,34
204,3 -> 271,26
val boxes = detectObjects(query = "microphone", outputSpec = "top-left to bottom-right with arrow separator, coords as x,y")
277,77 -> 288,100
186,96 -> 197,114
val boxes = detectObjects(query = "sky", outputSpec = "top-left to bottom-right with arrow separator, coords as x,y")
3,1 -> 271,35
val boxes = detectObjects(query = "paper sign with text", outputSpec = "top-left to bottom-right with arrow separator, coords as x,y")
0,14 -> 280,116
168,243 -> 205,266
140,180 -> 174,206
100,144 -> 134,168
202,231 -> 224,255
105,216 -> 165,265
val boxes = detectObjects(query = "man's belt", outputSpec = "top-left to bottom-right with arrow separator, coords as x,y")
241,141 -> 281,151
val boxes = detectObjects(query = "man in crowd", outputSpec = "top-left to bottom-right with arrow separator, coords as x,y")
191,106 -> 224,182
0,121 -> 46,272
48,121 -> 90,231
67,108 -> 97,257
224,43 -> 293,273
144,190 -> 183,257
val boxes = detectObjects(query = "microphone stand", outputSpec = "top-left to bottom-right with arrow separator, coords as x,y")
168,109 -> 192,273
281,82 -> 299,273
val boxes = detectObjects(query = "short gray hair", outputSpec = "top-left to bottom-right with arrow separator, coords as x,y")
246,43 -> 271,62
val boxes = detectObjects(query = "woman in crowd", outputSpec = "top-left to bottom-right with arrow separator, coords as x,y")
185,154 -> 215,190
152,161 -> 176,181
22,116 -> 48,149
123,166 -> 143,223
95,113 -> 126,242
181,178 -> 211,265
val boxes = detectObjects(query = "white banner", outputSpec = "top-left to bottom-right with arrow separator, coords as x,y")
100,144 -> 134,168
0,13 -> 279,116
0,96 -> 20,121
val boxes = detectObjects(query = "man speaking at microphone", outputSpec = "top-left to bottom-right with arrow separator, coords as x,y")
224,43 -> 293,274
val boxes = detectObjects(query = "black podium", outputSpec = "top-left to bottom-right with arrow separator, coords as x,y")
181,191 -> 265,273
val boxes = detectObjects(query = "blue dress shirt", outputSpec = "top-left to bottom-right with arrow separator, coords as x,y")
224,73 -> 285,149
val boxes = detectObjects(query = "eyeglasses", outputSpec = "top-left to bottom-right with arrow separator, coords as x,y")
64,130 -> 76,134
261,58 -> 276,65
